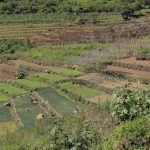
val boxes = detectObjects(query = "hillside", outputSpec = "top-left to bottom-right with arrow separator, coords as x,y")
0,0 -> 149,14
0,0 -> 150,150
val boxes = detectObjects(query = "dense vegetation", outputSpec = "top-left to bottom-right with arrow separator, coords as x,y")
0,0 -> 149,14
0,86 -> 149,149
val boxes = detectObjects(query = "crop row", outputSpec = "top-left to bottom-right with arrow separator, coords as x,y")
57,82 -> 101,104
29,73 -> 70,84
0,83 -> 27,97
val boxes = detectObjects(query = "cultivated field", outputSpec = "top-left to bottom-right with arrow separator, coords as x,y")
0,13 -> 150,136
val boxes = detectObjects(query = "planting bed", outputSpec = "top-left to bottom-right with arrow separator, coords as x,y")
106,65 -> 150,79
79,73 -> 147,90
0,63 -> 17,74
29,73 -> 69,83
58,82 -> 101,100
11,60 -> 84,77
0,72 -> 15,80
0,103 -> 12,122
10,79 -> 49,91
112,57 -> 150,72
14,95 -> 47,130
38,88 -> 86,116
50,67 -> 84,77
0,83 -> 27,97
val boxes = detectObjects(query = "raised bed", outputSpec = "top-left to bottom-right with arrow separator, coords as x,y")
57,82 -> 101,104
10,79 -> 50,91
14,95 -> 48,130
0,83 -> 27,97
49,67 -> 84,77
38,88 -> 86,116
29,73 -> 69,84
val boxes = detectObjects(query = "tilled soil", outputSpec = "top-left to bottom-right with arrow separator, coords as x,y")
106,65 -> 150,79
27,15 -> 150,44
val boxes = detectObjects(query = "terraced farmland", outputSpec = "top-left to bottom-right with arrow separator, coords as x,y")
0,48 -> 149,135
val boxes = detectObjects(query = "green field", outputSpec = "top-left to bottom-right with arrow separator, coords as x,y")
0,83 -> 27,96
10,79 -> 49,91
58,82 -> 101,99
51,67 -> 84,77
0,93 -> 8,102
29,73 -> 69,83
38,88 -> 86,116
26,42 -> 104,63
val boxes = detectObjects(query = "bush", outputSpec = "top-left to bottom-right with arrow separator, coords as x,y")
112,86 -> 150,121
16,66 -> 29,79
104,116 -> 150,150
0,39 -> 36,55
0,114 -> 102,150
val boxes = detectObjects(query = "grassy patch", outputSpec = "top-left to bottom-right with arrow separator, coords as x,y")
26,42 -> 104,63
29,73 -> 69,83
58,82 -> 100,99
0,82 -> 27,96
11,79 -> 49,91
0,121 -> 17,136
51,67 -> 84,77
0,93 -> 8,102
138,47 -> 150,54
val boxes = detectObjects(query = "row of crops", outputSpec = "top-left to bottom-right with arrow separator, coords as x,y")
0,67 -> 102,132
0,13 -> 122,24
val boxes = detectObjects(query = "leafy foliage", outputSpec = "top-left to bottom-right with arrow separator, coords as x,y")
112,86 -> 150,121
16,66 -> 29,79
0,114 -> 102,150
0,0 -> 148,14
104,116 -> 150,150
0,39 -> 36,54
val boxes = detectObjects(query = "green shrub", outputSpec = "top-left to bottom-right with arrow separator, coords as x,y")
138,47 -> 150,54
0,114 -> 102,150
0,39 -> 36,55
112,86 -> 150,121
104,116 -> 150,150
16,66 -> 29,79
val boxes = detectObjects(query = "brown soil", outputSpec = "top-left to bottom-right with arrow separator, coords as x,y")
117,57 -> 150,67
107,65 -> 150,79
27,15 -> 150,44
10,59 -> 53,72
0,63 -> 17,73
0,72 -> 15,80
78,73 -> 147,90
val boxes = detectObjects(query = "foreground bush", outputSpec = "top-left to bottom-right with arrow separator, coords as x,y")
112,86 -> 150,121
104,116 -> 150,150
0,114 -> 102,150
